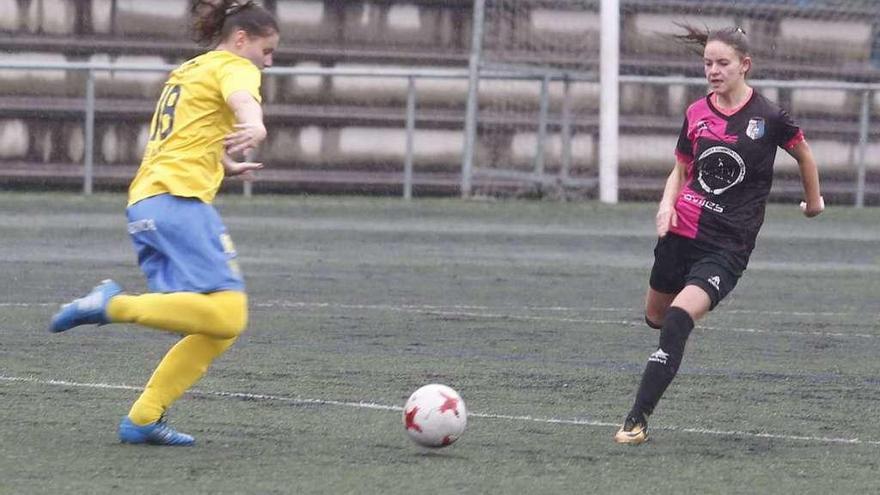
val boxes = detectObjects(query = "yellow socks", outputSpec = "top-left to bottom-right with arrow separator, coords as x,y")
127,334 -> 236,425
107,291 -> 247,339
106,290 -> 248,425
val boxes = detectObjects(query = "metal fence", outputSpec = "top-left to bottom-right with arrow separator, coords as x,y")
0,60 -> 876,206
463,0 -> 878,207
0,60 -> 595,199
619,75 -> 877,207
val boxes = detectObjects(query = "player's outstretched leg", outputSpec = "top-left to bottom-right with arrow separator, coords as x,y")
614,306 -> 695,445
118,414 -> 195,446
49,279 -> 123,333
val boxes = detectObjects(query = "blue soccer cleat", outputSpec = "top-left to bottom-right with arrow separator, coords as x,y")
118,415 -> 195,446
49,279 -> 123,333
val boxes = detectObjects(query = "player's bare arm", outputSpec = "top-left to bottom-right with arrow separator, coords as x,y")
786,140 -> 824,217
656,161 -> 687,237
225,90 -> 267,156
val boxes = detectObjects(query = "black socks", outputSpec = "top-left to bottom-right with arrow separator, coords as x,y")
630,306 -> 695,420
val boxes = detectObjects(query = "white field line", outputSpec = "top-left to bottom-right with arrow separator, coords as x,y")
1,374 -> 877,447
254,301 -> 879,340
257,301 -> 855,318
5,301 -> 874,339
3,301 -> 855,318
0,303 -> 56,307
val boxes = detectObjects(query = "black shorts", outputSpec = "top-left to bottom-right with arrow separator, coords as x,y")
649,233 -> 741,310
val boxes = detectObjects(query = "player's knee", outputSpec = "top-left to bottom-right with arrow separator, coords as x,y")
645,304 -> 668,330
214,317 -> 245,339
220,299 -> 247,338
644,296 -> 672,330
644,313 -> 663,330
209,291 -> 248,339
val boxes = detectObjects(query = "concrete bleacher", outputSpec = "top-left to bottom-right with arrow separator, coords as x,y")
261,125 -> 466,172
112,0 -> 189,37
0,119 -> 29,159
100,122 -> 149,164
624,14 -> 737,56
0,0 -> 15,31
90,54 -> 168,98
509,132 -> 595,171
776,18 -> 874,63
2,0 -> 80,34
0,0 -> 878,198
625,11 -> 876,66
790,88 -> 854,118
0,52 -> 70,95
276,0 -> 327,42
516,7 -> 599,60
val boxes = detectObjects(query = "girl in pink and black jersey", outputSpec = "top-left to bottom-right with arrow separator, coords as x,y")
613,26 -> 824,445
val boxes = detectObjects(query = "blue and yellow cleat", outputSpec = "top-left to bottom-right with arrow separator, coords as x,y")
118,416 -> 195,446
49,279 -> 122,333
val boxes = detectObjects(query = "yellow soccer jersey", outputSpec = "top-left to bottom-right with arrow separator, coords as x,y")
128,50 -> 262,205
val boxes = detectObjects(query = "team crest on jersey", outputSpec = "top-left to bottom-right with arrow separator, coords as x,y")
746,117 -> 765,140
696,145 -> 746,196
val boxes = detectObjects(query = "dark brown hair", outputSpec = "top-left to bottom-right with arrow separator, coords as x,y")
675,23 -> 751,59
190,0 -> 278,47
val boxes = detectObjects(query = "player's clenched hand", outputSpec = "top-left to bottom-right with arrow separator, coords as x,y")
799,196 -> 825,218
224,123 -> 267,156
656,202 -> 677,237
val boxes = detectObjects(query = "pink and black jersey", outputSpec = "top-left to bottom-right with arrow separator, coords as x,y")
671,91 -> 804,270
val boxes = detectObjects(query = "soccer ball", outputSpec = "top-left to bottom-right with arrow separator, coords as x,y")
402,383 -> 467,448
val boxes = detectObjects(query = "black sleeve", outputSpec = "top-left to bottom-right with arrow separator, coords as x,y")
675,117 -> 693,160
775,106 -> 802,149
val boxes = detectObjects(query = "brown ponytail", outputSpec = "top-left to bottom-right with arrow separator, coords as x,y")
190,0 -> 278,46
675,23 -> 751,59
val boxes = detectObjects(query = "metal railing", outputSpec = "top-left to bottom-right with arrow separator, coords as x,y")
0,60 -> 593,199
621,75 -> 877,207
0,60 -> 876,205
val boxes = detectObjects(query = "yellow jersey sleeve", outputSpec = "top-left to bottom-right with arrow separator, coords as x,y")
219,58 -> 263,104
128,51 -> 263,205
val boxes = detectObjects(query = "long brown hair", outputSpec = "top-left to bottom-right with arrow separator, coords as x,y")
675,23 -> 751,59
190,0 -> 278,47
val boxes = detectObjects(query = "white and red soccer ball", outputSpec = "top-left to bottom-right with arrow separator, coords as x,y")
402,384 -> 467,448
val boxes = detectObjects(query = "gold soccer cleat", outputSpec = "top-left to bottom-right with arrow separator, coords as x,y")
613,415 -> 648,445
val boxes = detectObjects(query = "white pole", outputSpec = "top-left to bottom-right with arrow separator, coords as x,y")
599,0 -> 620,204
461,0 -> 486,198
855,90 -> 869,208
404,76 -> 416,200
84,69 -> 95,195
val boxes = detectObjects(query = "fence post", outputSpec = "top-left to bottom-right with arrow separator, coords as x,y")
533,75 -> 551,182
855,89 -> 870,208
239,147 -> 256,197
84,68 -> 96,195
404,76 -> 416,200
599,0 -> 620,203
560,77 -> 573,183
461,0 -> 486,198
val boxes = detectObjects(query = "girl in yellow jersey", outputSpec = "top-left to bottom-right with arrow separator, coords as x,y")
49,0 -> 279,446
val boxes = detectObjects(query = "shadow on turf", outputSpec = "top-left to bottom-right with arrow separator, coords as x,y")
413,450 -> 469,460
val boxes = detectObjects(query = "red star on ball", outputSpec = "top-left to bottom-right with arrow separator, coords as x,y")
404,406 -> 422,432
438,393 -> 459,417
